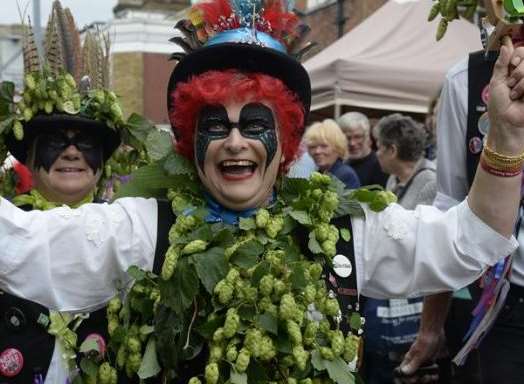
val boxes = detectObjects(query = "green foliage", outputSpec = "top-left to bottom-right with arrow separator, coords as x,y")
109,170 -> 392,383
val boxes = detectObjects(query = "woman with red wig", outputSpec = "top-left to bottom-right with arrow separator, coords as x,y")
0,0 -> 524,382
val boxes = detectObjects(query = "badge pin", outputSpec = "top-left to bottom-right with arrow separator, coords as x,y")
84,333 -> 107,357
0,348 -> 24,377
333,254 -> 352,278
477,112 -> 490,136
468,136 -> 483,155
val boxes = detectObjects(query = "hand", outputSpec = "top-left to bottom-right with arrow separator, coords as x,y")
488,38 -> 524,153
394,329 -> 446,383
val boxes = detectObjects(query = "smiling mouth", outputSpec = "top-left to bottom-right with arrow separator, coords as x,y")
55,167 -> 85,173
219,160 -> 257,180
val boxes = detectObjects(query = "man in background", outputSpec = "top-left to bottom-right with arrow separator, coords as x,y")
338,111 -> 388,187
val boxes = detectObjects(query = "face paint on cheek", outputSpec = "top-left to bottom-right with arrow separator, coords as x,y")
33,132 -> 104,173
239,103 -> 278,168
195,105 -> 231,171
80,148 -> 103,172
34,140 -> 63,172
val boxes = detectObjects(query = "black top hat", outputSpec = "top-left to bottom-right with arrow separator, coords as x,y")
166,0 -> 315,135
6,113 -> 121,164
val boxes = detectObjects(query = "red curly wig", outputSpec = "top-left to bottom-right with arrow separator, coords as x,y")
169,70 -> 305,172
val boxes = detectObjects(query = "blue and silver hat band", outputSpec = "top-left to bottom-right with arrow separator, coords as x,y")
205,27 -> 287,54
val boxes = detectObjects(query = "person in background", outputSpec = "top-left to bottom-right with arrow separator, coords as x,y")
287,141 -> 317,179
375,114 -> 436,209
304,119 -> 360,188
424,90 -> 441,161
338,111 -> 388,187
361,113 -> 437,384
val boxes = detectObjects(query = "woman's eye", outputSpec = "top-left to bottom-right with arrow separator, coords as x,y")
243,122 -> 267,134
207,123 -> 229,134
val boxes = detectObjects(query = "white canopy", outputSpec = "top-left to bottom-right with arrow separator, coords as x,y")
304,0 -> 482,114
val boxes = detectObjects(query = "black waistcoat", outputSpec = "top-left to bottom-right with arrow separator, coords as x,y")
466,50 -> 497,187
152,200 -> 359,383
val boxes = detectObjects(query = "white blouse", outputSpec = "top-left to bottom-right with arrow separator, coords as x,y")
0,196 -> 517,383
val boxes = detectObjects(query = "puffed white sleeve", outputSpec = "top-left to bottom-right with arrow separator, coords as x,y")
351,200 -> 518,299
0,197 -> 158,312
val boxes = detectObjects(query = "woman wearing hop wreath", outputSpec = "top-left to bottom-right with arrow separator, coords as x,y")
0,2 -> 155,383
0,0 -> 524,383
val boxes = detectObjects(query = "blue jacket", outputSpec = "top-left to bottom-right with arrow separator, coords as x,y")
329,159 -> 360,189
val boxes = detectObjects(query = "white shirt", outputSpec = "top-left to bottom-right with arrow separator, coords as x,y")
0,196 -> 517,382
434,56 -> 524,287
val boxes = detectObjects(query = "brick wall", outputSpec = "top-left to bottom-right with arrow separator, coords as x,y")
143,53 -> 177,124
299,0 -> 387,55
112,52 -> 144,118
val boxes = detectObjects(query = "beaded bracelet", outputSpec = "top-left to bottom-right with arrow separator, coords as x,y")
480,154 -> 522,177
483,142 -> 524,166
481,151 -> 524,172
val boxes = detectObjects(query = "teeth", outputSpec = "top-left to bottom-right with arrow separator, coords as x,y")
221,160 -> 255,167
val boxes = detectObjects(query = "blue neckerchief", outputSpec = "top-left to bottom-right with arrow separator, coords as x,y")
203,192 -> 275,225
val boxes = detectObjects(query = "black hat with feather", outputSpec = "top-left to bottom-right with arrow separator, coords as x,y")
3,0 -> 122,164
166,0 -> 315,136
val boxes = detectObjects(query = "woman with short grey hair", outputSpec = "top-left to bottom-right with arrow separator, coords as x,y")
374,113 -> 435,208
363,113 -> 437,384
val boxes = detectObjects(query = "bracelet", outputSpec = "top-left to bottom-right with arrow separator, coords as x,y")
483,142 -> 524,166
480,155 -> 522,177
481,152 -> 524,172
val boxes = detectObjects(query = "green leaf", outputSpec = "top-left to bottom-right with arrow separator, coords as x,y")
114,162 -> 172,198
289,263 -> 307,290
195,314 -> 224,338
230,239 -> 264,269
239,217 -> 256,230
79,338 -> 100,354
280,177 -> 311,200
251,261 -> 270,286
246,358 -> 270,383
0,82 -> 14,102
79,357 -> 99,378
311,352 -> 355,384
193,247 -> 228,294
211,225 -> 236,247
127,265 -> 146,281
140,324 -> 155,336
351,189 -> 375,203
0,116 -> 14,135
126,113 -> 154,142
289,210 -> 312,225
308,232 -> 323,254
336,193 -> 364,218
256,313 -> 278,335
349,312 -> 362,331
230,371 -> 248,384
340,228 -> 351,242
275,333 -> 292,354
138,338 -> 162,379
163,152 -> 196,176
145,129 -> 173,161
159,257 -> 199,313
237,304 -> 256,321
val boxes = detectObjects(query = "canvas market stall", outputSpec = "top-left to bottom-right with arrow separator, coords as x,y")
304,0 -> 483,118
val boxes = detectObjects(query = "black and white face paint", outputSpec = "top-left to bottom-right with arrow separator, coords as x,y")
33,129 -> 104,172
195,103 -> 277,171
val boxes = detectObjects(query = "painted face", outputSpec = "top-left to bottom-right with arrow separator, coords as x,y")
307,140 -> 339,171
30,129 -> 103,204
344,126 -> 372,160
195,101 -> 283,211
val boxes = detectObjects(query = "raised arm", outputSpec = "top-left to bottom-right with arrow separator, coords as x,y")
352,200 -> 517,299
468,42 -> 524,237
0,197 -> 158,311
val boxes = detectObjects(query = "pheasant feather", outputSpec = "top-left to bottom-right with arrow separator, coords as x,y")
22,22 -> 41,74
